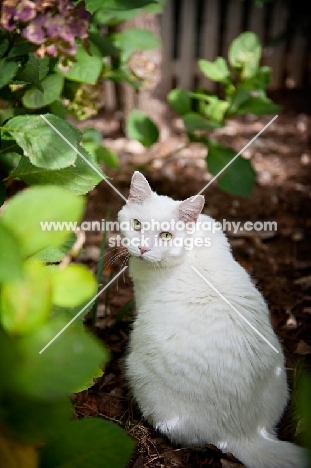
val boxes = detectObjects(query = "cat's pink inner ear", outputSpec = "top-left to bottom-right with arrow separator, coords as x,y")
128,171 -> 152,204
177,195 -> 205,223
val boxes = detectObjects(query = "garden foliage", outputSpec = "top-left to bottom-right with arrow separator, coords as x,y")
0,186 -> 135,467
0,0 -> 164,465
167,32 -> 281,197
127,32 -> 280,197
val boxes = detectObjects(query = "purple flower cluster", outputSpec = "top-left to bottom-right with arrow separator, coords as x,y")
0,0 -> 90,58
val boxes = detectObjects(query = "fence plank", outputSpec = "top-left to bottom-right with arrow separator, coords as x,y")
161,0 -> 174,94
105,0 -> 307,111
264,0 -> 288,89
104,80 -> 117,110
177,0 -> 197,89
286,34 -> 308,89
222,0 -> 244,60
199,0 -> 221,91
248,2 -> 265,42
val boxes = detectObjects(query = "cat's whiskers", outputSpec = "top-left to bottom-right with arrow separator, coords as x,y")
120,252 -> 131,270
97,245 -> 117,260
104,248 -> 128,269
121,253 -> 131,283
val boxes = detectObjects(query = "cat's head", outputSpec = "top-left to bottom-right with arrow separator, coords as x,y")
117,172 -> 205,265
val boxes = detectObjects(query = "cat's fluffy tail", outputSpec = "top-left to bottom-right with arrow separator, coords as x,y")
232,436 -> 308,468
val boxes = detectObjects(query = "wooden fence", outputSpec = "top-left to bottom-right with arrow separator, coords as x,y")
104,0 -> 310,110
161,0 -> 309,93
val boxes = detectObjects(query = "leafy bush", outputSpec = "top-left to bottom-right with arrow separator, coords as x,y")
167,31 -> 281,197
0,185 -> 135,467
0,0 -> 162,200
0,0 -> 165,465
126,32 -> 280,198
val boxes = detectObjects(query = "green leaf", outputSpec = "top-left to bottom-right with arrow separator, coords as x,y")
49,100 -> 67,119
235,93 -> 281,115
86,0 -> 157,14
0,108 -> 15,126
13,320 -> 109,398
207,139 -> 256,196
88,32 -> 119,56
83,138 -> 119,168
0,107 -> 27,126
0,152 -> 21,171
10,147 -> 104,195
227,89 -> 250,115
96,146 -> 119,168
228,31 -> 261,78
16,54 -> 49,91
33,234 -> 77,263
167,88 -> 192,115
0,260 -> 52,334
143,0 -> 166,13
0,186 -> 85,258
0,326 -> 20,394
82,127 -> 102,144
3,393 -> 73,443
183,112 -> 222,132
203,97 -> 229,123
40,418 -> 135,468
22,74 -> 64,109
0,38 -> 9,58
126,110 -> 159,147
105,66 -> 142,89
0,60 -> 18,89
0,222 -> 23,282
73,366 -> 103,393
112,28 -> 160,61
7,40 -> 31,59
51,264 -> 97,308
51,301 -> 94,322
198,57 -> 230,83
56,42 -> 102,85
0,179 -> 6,206
83,137 -> 119,169
3,114 -> 80,170
81,141 -> 97,160
190,91 -> 217,103
239,66 -> 272,90
94,7 -> 139,24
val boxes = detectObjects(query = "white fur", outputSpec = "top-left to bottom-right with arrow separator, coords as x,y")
118,172 -> 308,468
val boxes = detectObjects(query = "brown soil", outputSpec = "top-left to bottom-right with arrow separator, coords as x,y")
73,94 -> 311,468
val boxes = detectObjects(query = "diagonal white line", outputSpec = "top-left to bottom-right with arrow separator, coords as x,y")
39,266 -> 128,354
191,266 -> 279,354
191,115 -> 278,201
40,114 -> 127,201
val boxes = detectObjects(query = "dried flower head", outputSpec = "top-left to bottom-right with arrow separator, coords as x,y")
0,0 -> 90,59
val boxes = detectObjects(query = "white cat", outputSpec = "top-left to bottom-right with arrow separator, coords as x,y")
118,171 -> 307,468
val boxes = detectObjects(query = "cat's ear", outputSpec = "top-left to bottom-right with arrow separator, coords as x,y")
177,195 -> 205,223
128,171 -> 152,204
